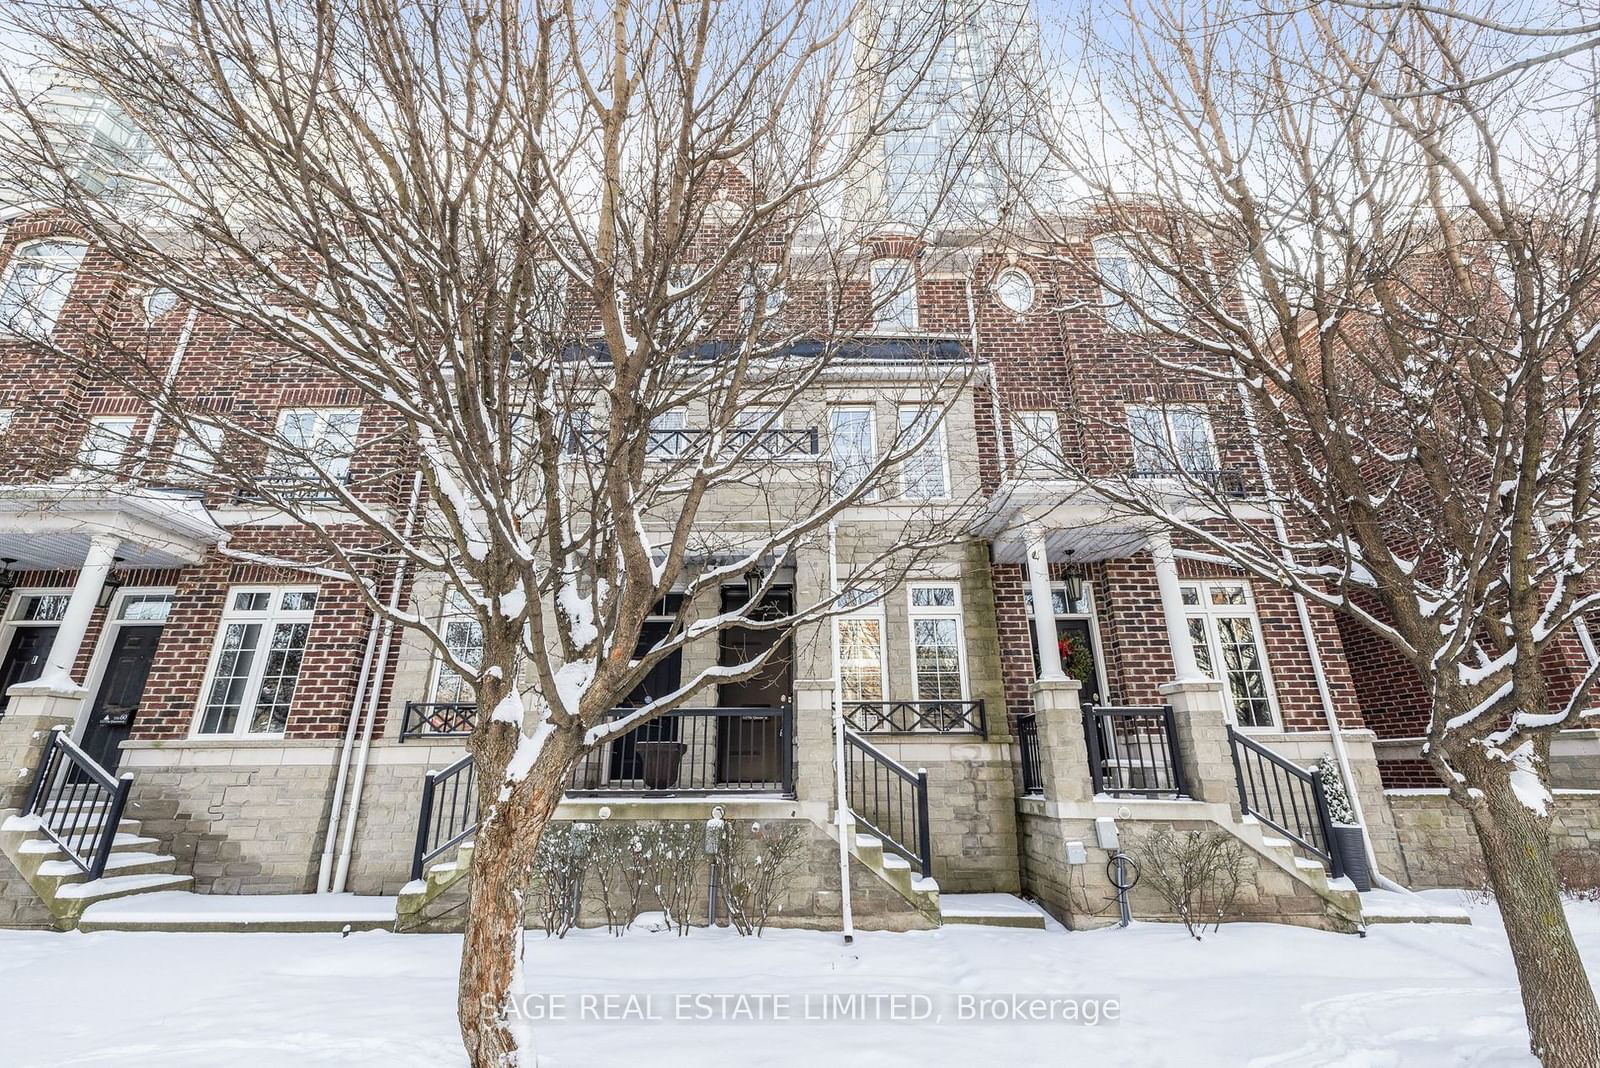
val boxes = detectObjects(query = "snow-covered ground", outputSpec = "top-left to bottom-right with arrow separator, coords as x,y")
1,893 -> 1593,1067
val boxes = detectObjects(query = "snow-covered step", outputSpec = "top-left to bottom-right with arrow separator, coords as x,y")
78,891 -> 398,933
53,872 -> 193,906
1358,889 -> 1472,926
938,893 -> 1048,929
31,851 -> 176,893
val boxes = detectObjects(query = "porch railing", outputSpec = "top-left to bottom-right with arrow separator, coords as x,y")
400,701 -> 476,740
410,753 -> 478,881
1130,465 -> 1255,498
1016,713 -> 1043,796
571,426 -> 820,459
1226,726 -> 1340,875
567,706 -> 793,795
24,726 -> 133,881
841,729 -> 932,879
1083,703 -> 1187,798
843,699 -> 986,735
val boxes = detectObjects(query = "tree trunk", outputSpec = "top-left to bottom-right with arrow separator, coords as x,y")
1468,773 -> 1600,1067
457,722 -> 579,1068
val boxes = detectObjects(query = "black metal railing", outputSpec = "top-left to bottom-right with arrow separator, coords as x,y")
1016,713 -> 1043,796
1227,726 -> 1340,875
410,753 -> 478,881
567,706 -> 793,795
400,701 -> 477,740
24,726 -> 133,881
843,699 -> 986,735
1083,703 -> 1187,798
842,729 -> 932,879
569,426 -> 820,460
1130,465 -> 1254,498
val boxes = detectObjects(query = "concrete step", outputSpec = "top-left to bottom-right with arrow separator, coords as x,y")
31,851 -> 177,893
10,834 -> 163,879
53,872 -> 194,908
939,893 -> 1048,929
78,891 -> 397,933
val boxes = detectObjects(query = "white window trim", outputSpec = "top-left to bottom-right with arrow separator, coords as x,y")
994,267 -> 1036,314
897,405 -> 951,501
170,423 -> 224,479
1127,404 -> 1220,479
830,405 -> 879,502
269,407 -> 362,483
870,259 -> 918,332
835,594 -> 887,704
1024,581 -> 1112,701
1093,236 -> 1184,332
0,239 -> 88,337
75,587 -> 174,743
428,608 -> 484,705
1181,579 -> 1281,731
906,582 -> 969,703
191,586 -> 319,739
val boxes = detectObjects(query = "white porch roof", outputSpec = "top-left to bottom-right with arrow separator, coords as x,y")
0,484 -> 226,570
979,479 -> 1157,565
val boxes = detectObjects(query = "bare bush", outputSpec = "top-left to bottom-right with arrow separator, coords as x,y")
1131,826 -> 1249,940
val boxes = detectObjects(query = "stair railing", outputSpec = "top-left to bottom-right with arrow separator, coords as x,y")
24,725 -> 133,881
840,729 -> 932,879
1226,726 -> 1340,876
410,753 -> 479,882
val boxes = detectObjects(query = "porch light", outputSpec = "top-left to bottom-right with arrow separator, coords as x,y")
96,557 -> 126,610
1062,550 -> 1085,607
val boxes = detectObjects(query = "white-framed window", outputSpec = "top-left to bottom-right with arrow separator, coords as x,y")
907,583 -> 967,702
836,590 -> 886,703
647,408 -> 688,458
561,409 -> 595,457
870,259 -> 918,332
898,405 -> 949,499
1182,580 -> 1278,729
1010,409 -> 1062,473
830,405 -> 877,500
1023,582 -> 1108,704
732,406 -> 787,458
431,592 -> 484,705
0,239 -> 88,337
1093,237 -> 1183,331
268,407 -> 361,484
143,286 -> 179,322
195,587 -> 319,737
994,267 -> 1035,314
170,423 -> 224,479
75,416 -> 136,476
739,264 -> 785,331
0,409 -> 15,436
1127,405 -> 1218,478
9,591 -> 69,622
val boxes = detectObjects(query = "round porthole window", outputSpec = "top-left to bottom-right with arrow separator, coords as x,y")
995,268 -> 1035,314
144,286 -> 179,321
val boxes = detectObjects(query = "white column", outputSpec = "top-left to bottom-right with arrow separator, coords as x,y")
1025,526 -> 1064,680
1151,532 -> 1205,683
39,532 -> 120,688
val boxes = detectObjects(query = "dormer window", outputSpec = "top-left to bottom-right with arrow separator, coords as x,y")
0,240 -> 88,337
871,259 -> 918,332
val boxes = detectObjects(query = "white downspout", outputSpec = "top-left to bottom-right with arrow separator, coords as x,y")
130,304 -> 200,478
329,469 -> 425,893
316,616 -> 382,893
1234,382 -> 1388,885
828,520 -> 855,945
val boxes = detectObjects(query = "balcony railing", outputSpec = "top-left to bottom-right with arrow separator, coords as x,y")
843,699 -> 986,735
1083,703 -> 1187,798
1130,465 -> 1255,498
567,706 -> 793,795
400,701 -> 476,740
568,426 -> 819,460
1016,713 -> 1043,796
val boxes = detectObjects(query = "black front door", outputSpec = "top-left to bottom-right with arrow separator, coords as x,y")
79,625 -> 163,772
608,620 -> 684,781
0,626 -> 57,714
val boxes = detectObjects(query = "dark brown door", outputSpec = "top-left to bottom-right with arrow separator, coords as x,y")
0,626 -> 57,714
716,625 -> 791,785
79,625 -> 163,772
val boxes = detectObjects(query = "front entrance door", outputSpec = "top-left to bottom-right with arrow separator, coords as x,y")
0,625 -> 57,714
79,625 -> 163,772
608,620 -> 684,782
716,626 -> 790,785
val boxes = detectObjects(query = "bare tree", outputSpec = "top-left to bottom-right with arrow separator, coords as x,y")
1019,3 -> 1600,1063
0,0 -> 997,1062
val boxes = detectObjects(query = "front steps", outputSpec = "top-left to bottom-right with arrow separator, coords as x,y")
824,821 -> 942,925
1,807 -> 191,929
939,892 -> 1048,929
394,840 -> 474,931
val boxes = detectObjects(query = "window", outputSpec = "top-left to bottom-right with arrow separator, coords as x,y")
196,588 -> 318,736
870,259 -> 918,332
144,287 -> 179,322
733,406 -> 785,458
0,240 -> 87,337
1010,410 -> 1062,473
431,593 -> 484,705
14,593 -> 69,621
1093,237 -> 1183,331
117,593 -> 172,622
830,406 -> 877,500
647,409 -> 687,458
76,416 -> 136,476
1182,580 -> 1277,729
739,265 -> 784,331
561,409 -> 595,457
994,268 -> 1035,313
908,583 -> 967,702
837,592 -> 885,702
268,408 -> 361,484
898,406 -> 949,499
1127,405 -> 1218,478
0,409 -> 14,435
170,424 -> 223,479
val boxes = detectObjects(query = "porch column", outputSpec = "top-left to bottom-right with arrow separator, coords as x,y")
1025,527 -> 1064,680
39,532 -> 120,689
1150,532 -> 1205,683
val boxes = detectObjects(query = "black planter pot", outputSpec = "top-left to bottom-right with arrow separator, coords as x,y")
634,740 -> 687,790
1330,823 -> 1372,891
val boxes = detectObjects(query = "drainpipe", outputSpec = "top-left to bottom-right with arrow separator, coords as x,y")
130,304 -> 200,479
325,469 -> 424,893
316,611 -> 383,893
1233,382 -> 1388,885
962,270 -> 1006,473
828,520 -> 854,945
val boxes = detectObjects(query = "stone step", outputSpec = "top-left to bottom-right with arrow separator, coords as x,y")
78,891 -> 397,933
31,851 -> 176,893
52,872 -> 194,908
10,833 -> 163,878
938,893 -> 1048,929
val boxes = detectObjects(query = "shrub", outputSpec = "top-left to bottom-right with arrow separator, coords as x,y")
1313,755 -> 1357,825
1130,826 -> 1249,940
714,821 -> 806,936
